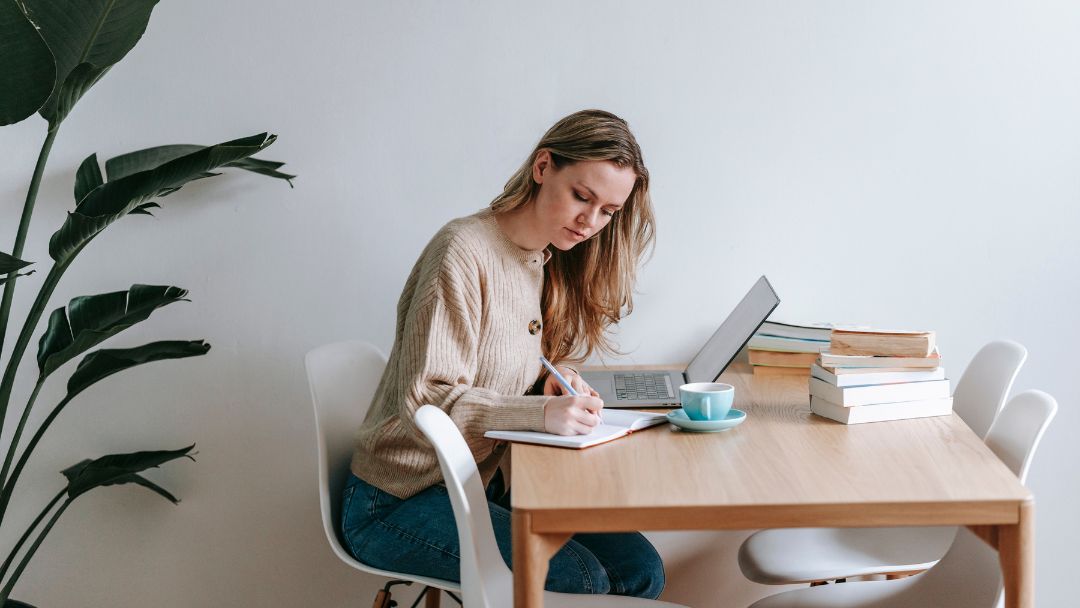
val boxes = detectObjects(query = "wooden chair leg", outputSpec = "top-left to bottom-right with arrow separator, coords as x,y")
372,589 -> 390,608
424,586 -> 441,607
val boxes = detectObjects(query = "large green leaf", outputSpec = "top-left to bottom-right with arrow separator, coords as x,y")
48,133 -> 280,264
22,0 -> 159,124
66,340 -> 210,399
51,62 -> 112,126
36,285 -> 189,379
5,599 -> 37,608
105,144 -> 296,185
61,445 -> 193,500
0,0 -> 55,125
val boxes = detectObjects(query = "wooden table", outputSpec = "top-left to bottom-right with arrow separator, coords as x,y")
510,364 -> 1033,607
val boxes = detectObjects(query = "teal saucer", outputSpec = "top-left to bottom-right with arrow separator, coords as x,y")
667,408 -> 746,432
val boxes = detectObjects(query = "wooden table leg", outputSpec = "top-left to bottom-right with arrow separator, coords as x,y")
999,498 -> 1035,608
513,510 -> 571,608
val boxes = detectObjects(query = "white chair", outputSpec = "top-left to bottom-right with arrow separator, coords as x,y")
738,340 -> 1028,585
746,389 -> 1057,608
414,404 -> 688,608
307,340 -> 461,607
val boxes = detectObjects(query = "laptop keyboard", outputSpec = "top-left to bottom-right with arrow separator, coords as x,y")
614,373 -> 675,401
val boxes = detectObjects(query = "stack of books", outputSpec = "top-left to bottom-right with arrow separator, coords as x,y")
809,329 -> 951,424
748,321 -> 832,376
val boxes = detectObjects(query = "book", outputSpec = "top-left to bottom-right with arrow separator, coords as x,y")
752,365 -> 810,377
483,409 -> 668,449
757,321 -> 834,342
747,334 -> 830,354
818,348 -> 941,369
810,395 -> 953,424
830,328 -> 936,358
748,349 -> 818,368
810,364 -> 947,388
808,377 -> 951,407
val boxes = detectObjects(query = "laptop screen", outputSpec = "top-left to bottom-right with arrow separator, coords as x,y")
685,276 -> 780,384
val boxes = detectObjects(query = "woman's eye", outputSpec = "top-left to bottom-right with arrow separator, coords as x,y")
573,191 -> 589,202
602,209 -> 615,217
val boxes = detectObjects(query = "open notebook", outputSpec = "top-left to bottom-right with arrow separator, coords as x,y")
484,409 -> 668,449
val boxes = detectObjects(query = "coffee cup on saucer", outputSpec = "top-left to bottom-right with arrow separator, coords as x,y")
679,382 -> 735,421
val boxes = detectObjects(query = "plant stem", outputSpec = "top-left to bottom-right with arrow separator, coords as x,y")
0,262 -> 69,465
0,495 -> 71,602
0,380 -> 43,489
0,488 -> 64,587
0,124 -> 59,360
0,393 -> 73,522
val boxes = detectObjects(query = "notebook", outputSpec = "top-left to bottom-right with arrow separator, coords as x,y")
483,409 -> 667,449
581,276 -> 780,407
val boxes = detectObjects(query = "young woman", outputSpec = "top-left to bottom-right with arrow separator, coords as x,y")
342,109 -> 662,598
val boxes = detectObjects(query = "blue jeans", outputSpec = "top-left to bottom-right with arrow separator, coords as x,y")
340,472 -> 665,598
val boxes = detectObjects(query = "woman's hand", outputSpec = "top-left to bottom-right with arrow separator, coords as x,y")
542,366 -> 599,397
543,395 -> 605,436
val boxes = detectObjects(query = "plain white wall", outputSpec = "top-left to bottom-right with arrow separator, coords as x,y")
1,1 -> 1077,606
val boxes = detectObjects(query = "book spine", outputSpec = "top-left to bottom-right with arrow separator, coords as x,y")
810,396 -> 953,424
808,377 -> 951,407
810,364 -> 947,387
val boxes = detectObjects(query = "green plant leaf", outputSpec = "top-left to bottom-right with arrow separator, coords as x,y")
66,340 -> 210,399
74,153 -> 104,204
22,0 -> 159,124
0,0 -> 55,126
5,599 -> 37,607
106,144 -> 296,185
61,445 -> 194,500
50,62 -> 111,125
0,252 -> 31,275
48,133 -> 281,264
36,285 -> 189,379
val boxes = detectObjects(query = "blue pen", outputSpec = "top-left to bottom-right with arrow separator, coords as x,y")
539,356 -> 603,423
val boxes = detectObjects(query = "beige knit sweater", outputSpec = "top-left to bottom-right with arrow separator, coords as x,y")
351,208 -> 553,499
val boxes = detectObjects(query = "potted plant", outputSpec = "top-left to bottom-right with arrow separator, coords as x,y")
0,1 -> 293,604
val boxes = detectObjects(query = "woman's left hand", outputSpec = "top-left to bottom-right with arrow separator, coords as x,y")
543,366 -> 599,397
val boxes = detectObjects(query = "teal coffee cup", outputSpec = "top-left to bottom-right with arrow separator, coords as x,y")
680,382 -> 735,421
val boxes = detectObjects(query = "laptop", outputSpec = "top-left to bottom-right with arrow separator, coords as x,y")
581,275 -> 780,407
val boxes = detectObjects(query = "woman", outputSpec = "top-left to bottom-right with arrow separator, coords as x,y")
342,109 -> 662,598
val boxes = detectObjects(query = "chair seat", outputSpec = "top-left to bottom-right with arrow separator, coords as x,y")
738,526 -> 956,584
748,575 -> 926,607
545,591 -> 688,607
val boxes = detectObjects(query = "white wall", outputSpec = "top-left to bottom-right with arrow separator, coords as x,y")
1,1 -> 1077,606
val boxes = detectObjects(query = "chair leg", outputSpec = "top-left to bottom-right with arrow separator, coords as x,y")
424,587 -> 441,607
374,580 -> 413,608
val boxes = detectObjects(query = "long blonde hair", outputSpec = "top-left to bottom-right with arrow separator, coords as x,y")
490,109 -> 655,364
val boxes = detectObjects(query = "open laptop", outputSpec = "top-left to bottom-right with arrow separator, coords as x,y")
581,275 -> 780,407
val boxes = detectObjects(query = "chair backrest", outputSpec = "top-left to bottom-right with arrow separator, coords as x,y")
915,389 -> 1057,607
952,340 -> 1027,439
305,340 -> 388,555
415,405 -> 513,608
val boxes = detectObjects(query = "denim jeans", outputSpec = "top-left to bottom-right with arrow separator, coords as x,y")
340,471 -> 666,598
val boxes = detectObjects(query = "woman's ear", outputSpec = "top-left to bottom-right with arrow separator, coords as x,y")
532,150 -> 552,184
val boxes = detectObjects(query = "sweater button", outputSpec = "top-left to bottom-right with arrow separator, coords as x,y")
528,319 -> 542,335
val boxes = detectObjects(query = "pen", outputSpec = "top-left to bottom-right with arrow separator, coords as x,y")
539,356 -> 603,423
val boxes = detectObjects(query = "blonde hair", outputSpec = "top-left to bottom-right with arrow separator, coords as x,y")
490,109 -> 655,364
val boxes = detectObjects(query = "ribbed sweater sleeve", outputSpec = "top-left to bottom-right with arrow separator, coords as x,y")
351,209 -> 552,499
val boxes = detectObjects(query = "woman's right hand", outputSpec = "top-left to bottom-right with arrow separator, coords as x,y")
543,395 -> 605,436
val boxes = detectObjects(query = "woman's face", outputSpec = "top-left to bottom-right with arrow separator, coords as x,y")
532,151 -> 637,251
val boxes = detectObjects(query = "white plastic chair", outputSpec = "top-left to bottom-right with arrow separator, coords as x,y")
414,404 -> 688,608
746,389 -> 1057,608
307,341 -> 461,607
738,340 -> 1028,585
